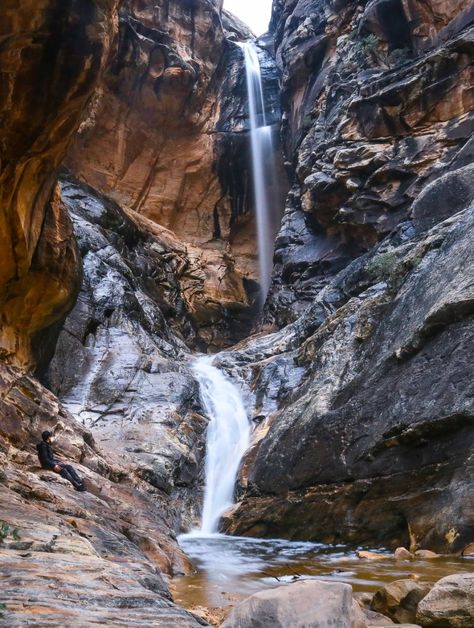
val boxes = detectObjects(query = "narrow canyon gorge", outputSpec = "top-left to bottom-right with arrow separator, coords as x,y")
0,0 -> 473,626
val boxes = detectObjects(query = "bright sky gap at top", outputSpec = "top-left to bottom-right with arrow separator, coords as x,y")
223,0 -> 273,36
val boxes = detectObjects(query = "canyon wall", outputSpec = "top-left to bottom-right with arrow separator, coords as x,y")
224,0 -> 474,553
65,0 -> 282,346
0,0 -> 119,368
0,1 -> 235,624
1,1 -> 473,623
266,0 -> 474,324
0,2 -> 285,622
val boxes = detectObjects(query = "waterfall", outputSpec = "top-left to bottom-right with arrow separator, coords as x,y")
193,357 -> 251,534
242,42 -> 277,298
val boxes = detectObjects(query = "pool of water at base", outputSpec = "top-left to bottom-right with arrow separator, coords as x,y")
173,533 -> 474,610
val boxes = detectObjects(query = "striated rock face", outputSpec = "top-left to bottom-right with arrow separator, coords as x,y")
0,0 -> 118,368
65,0 -> 283,339
0,365 -> 206,626
67,0 -> 227,236
219,0 -> 474,553
223,167 -> 474,551
45,177 -> 215,528
265,0 -> 474,324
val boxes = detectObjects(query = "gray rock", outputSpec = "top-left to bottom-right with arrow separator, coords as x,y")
221,580 -> 357,628
362,607 -> 395,625
46,179 -> 207,529
266,0 -> 474,326
225,205 -> 474,551
416,573 -> 474,627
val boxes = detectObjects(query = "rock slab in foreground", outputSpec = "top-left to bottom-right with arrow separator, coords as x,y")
221,580 -> 358,628
416,573 -> 474,627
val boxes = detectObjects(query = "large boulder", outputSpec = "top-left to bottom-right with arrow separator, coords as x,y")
221,580 -> 361,628
371,580 -> 432,624
416,573 -> 474,627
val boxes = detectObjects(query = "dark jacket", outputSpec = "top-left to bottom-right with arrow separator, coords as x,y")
36,441 -> 59,470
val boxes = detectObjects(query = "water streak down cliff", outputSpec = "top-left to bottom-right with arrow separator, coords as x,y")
242,42 -> 281,298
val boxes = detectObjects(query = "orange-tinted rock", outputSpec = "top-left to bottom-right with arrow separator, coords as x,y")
414,550 -> 440,559
371,580 -> 432,624
395,547 -> 414,561
357,551 -> 390,561
0,0 -> 118,368
66,1 -> 260,294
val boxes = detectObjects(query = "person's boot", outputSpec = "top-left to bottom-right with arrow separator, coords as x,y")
74,482 -> 86,492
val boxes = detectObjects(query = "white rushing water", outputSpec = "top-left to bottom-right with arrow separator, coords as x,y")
242,42 -> 277,298
192,357 -> 251,534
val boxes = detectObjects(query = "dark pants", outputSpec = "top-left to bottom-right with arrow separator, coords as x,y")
58,463 -> 83,488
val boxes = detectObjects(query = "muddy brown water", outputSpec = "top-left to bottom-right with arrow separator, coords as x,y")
173,533 -> 474,609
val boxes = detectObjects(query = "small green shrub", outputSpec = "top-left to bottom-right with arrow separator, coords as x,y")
365,251 -> 398,280
350,33 -> 383,67
0,521 -> 21,544
0,602 -> 6,616
362,33 -> 380,52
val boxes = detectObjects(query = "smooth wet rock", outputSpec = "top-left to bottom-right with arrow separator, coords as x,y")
221,580 -> 357,628
46,179 -> 217,528
395,547 -> 414,561
416,573 -> 474,627
371,580 -> 432,624
358,551 -> 389,561
414,550 -> 440,559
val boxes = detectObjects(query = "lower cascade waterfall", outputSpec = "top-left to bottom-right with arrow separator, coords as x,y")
192,357 -> 251,534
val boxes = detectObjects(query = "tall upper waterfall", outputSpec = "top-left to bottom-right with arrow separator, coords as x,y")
193,357 -> 251,534
242,42 -> 278,298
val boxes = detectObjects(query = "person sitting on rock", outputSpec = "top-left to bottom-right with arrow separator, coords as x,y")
36,431 -> 86,492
